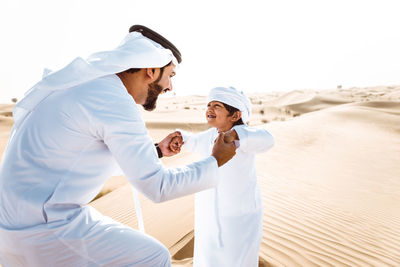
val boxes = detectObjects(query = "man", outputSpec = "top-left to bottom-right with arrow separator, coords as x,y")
0,25 -> 236,266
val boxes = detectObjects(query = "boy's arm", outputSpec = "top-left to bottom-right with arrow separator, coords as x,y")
176,129 -> 209,153
230,125 -> 274,154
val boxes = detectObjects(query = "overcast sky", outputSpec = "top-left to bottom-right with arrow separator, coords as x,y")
1,0 -> 400,102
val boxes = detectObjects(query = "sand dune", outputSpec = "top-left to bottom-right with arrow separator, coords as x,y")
257,101 -> 400,266
0,85 -> 399,266
284,95 -> 352,114
268,90 -> 318,107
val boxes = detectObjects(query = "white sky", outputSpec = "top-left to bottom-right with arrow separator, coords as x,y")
1,0 -> 400,103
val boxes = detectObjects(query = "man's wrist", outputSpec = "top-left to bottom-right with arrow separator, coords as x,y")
211,154 -> 221,167
154,143 -> 163,158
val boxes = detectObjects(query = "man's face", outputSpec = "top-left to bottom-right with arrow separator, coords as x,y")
142,63 -> 176,111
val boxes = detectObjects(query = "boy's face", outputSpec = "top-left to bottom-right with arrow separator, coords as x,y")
206,101 -> 233,131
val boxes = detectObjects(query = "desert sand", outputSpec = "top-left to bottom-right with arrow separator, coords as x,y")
0,85 -> 399,266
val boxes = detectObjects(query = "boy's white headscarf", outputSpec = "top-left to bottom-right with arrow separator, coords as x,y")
207,86 -> 252,124
13,31 -> 178,129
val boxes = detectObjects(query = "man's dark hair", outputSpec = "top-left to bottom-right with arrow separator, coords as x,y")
124,25 -> 179,83
129,25 -> 182,63
222,103 -> 244,126
125,61 -> 172,84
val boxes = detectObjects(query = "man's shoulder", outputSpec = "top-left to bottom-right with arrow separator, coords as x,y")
62,75 -> 139,119
80,75 -> 127,96
71,75 -> 133,106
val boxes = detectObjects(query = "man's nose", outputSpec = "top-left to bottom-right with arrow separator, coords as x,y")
163,81 -> 173,93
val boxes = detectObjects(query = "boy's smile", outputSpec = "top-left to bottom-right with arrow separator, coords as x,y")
206,113 -> 217,119
206,101 -> 233,132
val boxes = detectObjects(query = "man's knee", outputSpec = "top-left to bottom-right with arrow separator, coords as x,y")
135,236 -> 171,266
153,240 -> 171,266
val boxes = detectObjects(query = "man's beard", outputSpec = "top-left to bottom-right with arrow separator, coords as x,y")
142,82 -> 163,111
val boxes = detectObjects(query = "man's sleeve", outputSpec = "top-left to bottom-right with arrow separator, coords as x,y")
95,100 -> 219,203
233,124 -> 274,154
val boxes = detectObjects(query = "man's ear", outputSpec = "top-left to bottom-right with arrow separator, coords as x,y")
145,68 -> 156,80
230,111 -> 242,123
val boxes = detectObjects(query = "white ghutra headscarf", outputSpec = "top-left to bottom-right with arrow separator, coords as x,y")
207,86 -> 252,124
13,31 -> 178,129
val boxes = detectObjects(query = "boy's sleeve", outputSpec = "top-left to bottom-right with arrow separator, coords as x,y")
233,125 -> 274,154
177,128 -> 212,154
176,129 -> 197,152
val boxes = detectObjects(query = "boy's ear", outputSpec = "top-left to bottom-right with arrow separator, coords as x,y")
230,111 -> 242,123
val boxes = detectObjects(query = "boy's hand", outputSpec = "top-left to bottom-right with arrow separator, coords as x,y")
169,135 -> 184,153
158,131 -> 183,157
224,129 -> 239,143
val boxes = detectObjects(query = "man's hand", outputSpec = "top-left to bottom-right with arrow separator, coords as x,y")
224,129 -> 239,143
212,133 -> 236,167
158,131 -> 183,157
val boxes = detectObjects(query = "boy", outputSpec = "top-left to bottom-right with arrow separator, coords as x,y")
170,87 -> 274,266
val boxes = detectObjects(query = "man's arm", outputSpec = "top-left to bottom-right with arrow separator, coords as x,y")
96,101 -> 235,203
